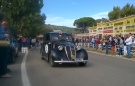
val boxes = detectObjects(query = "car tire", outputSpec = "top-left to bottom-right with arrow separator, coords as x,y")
78,62 -> 87,66
49,55 -> 56,67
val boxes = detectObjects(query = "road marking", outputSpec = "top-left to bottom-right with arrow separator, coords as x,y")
21,51 -> 31,86
87,51 -> 135,62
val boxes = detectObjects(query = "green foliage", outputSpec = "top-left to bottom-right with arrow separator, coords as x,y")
0,0 -> 45,37
45,24 -> 78,35
73,17 -> 96,32
108,3 -> 135,21
108,6 -> 121,21
120,3 -> 135,18
96,18 -> 109,23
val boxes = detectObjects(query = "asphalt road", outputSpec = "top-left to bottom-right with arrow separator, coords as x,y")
1,47 -> 135,86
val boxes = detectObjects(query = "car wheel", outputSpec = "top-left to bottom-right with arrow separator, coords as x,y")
78,62 -> 87,66
49,55 -> 56,67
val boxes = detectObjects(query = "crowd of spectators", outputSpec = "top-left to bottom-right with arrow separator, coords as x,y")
17,36 -> 39,51
75,33 -> 135,58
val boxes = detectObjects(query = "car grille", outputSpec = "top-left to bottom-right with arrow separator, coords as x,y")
65,46 -> 76,60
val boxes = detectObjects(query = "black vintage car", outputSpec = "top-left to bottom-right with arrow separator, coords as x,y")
41,32 -> 88,67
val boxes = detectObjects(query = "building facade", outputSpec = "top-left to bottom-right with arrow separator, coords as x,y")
92,15 -> 135,37
76,15 -> 135,38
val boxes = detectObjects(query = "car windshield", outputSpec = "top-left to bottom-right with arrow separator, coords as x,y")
51,33 -> 72,42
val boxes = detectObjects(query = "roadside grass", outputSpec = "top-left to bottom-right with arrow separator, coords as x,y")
85,47 -> 135,58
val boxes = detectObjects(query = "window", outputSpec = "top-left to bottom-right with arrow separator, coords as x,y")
98,28 -> 102,30
51,33 -> 72,41
108,26 -> 113,29
45,33 -> 50,41
93,30 -> 96,32
115,28 -> 118,30
131,25 -> 134,28
127,20 -> 130,24
104,27 -> 107,30
126,26 -> 131,29
119,27 -> 122,30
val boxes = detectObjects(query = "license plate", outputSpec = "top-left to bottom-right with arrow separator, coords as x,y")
71,55 -> 76,60
76,58 -> 83,61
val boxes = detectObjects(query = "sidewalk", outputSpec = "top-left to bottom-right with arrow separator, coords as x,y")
0,52 -> 25,86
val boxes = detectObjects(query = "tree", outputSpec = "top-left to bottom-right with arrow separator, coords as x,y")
108,6 -> 121,21
108,3 -> 135,21
73,17 -> 96,33
0,0 -> 45,37
120,3 -> 135,18
96,18 -> 109,23
44,24 -> 76,34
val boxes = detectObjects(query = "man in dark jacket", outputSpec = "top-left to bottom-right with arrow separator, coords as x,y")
0,12 -> 12,78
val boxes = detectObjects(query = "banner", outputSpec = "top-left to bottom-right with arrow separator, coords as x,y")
103,30 -> 113,33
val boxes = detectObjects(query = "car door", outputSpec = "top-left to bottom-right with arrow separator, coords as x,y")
43,33 -> 51,60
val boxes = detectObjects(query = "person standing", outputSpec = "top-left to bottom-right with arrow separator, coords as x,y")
91,36 -> 95,48
96,38 -> 100,50
123,35 -> 127,55
125,33 -> 132,58
116,36 -> 124,57
28,37 -> 32,49
105,37 -> 109,55
109,35 -> 112,42
0,12 -> 12,78
111,37 -> 115,54
17,36 -> 22,52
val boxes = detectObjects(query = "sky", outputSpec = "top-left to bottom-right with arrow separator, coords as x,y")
41,0 -> 135,27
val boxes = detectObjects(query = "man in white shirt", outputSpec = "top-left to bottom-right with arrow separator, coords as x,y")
125,33 -> 132,58
91,37 -> 95,48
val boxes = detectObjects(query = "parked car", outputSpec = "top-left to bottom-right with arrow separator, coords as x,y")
8,38 -> 19,63
41,32 -> 88,67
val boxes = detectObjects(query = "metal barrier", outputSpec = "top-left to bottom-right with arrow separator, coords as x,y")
131,45 -> 135,55
76,42 -> 135,55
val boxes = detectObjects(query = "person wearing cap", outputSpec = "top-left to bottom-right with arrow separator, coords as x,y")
0,12 -> 12,78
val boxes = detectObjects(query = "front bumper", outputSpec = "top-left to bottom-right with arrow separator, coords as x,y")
54,60 -> 88,63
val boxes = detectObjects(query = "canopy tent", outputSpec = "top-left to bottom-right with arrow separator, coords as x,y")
36,34 -> 44,43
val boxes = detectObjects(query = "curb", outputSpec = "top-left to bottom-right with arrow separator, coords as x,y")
87,50 -> 135,62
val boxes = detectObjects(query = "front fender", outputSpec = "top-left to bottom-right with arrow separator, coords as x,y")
49,49 -> 59,61
76,48 -> 88,60
49,49 -> 68,61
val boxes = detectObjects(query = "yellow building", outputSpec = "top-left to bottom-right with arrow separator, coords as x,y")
88,26 -> 97,36
76,15 -> 135,38
90,15 -> 135,37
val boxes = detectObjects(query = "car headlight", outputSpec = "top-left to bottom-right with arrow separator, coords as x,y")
58,45 -> 63,51
76,46 -> 81,50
